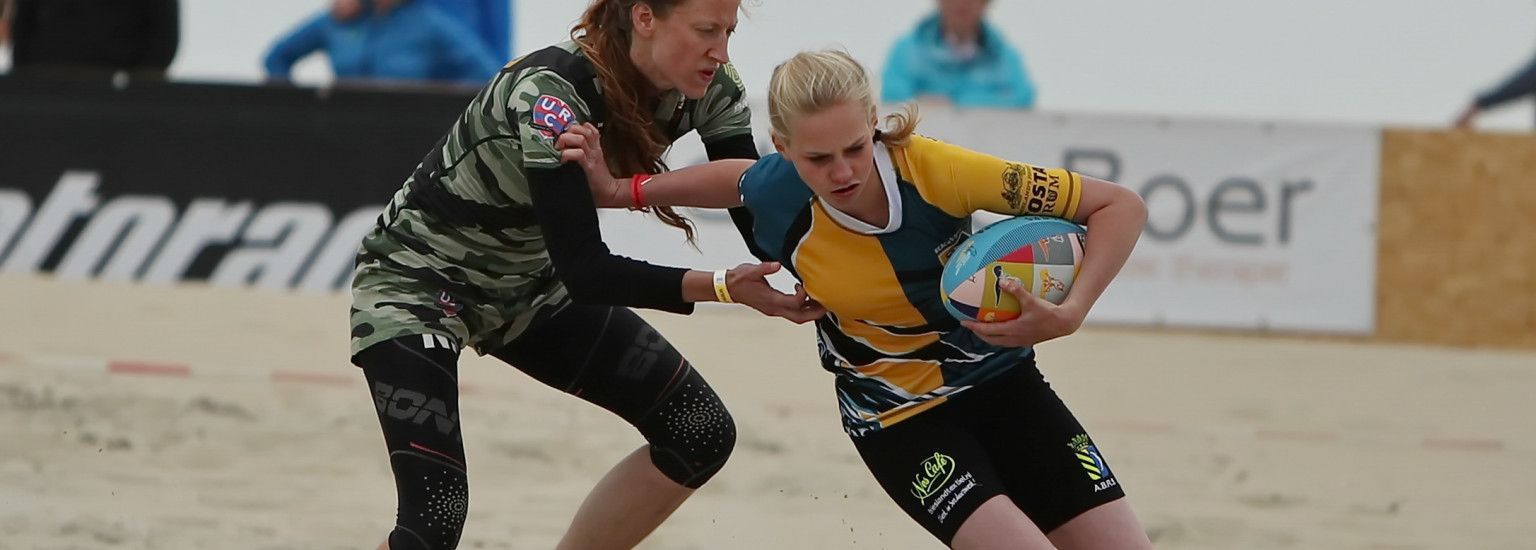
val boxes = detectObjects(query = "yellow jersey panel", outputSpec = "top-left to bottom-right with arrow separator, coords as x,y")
795,203 -> 939,355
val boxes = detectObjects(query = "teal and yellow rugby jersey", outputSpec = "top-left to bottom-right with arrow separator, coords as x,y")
740,134 -> 1083,436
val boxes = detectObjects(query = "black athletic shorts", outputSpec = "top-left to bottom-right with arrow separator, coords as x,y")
850,358 -> 1126,544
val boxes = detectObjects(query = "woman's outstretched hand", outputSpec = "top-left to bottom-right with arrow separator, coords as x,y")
725,262 -> 825,324
559,125 -> 820,323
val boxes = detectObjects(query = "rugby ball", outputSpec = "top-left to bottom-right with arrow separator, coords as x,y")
940,216 -> 1086,322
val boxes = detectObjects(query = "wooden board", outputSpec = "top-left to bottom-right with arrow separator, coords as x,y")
1377,129 -> 1536,349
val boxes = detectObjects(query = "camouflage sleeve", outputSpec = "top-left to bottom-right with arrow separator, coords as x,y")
693,63 -> 754,144
511,70 -> 597,170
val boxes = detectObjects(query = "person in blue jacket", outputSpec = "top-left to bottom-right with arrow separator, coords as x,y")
328,0 -> 511,61
1455,45 -> 1536,129
425,0 -> 510,60
881,0 -> 1036,109
263,0 -> 501,87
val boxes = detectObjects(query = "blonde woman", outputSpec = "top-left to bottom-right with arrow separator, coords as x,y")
560,50 -> 1153,549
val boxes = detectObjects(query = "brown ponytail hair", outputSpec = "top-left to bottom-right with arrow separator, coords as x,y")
571,0 -> 696,242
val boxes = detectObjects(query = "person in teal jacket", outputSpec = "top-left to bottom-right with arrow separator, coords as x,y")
881,0 -> 1037,109
263,0 -> 501,87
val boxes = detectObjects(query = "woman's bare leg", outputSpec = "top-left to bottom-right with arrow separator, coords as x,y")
1046,498 -> 1153,550
554,446 -> 696,549
950,495 -> 1056,550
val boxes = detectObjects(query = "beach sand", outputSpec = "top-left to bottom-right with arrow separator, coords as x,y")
1,275 -> 1531,549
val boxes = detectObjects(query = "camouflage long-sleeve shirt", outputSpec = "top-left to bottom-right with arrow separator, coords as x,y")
349,41 -> 754,356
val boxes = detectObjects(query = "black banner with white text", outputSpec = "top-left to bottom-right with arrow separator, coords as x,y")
0,77 -> 474,292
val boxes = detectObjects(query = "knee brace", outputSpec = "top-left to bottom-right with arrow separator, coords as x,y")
386,451 -> 469,550
637,368 -> 737,488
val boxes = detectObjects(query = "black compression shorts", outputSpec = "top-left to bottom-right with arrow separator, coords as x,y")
850,360 -> 1126,544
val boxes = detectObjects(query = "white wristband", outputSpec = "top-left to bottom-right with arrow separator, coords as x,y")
712,269 -> 733,303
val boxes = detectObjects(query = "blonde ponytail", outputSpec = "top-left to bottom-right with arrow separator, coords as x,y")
878,103 -> 921,147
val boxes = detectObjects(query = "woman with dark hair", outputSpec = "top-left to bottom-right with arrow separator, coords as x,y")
347,1 -> 821,548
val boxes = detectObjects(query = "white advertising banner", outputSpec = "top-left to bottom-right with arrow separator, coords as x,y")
602,106 -> 1380,334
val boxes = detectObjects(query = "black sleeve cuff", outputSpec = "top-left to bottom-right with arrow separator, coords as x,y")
527,162 -> 695,314
704,133 -> 761,161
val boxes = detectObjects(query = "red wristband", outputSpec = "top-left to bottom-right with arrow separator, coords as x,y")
630,174 -> 651,210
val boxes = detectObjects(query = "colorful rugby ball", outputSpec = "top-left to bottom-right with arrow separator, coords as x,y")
940,216 -> 1086,322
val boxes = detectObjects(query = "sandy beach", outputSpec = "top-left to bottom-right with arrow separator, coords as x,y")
0,275 -> 1531,549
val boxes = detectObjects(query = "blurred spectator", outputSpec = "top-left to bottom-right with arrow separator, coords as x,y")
264,0 -> 501,87
1455,48 -> 1536,129
3,0 -> 179,80
330,0 -> 510,61
881,0 -> 1035,108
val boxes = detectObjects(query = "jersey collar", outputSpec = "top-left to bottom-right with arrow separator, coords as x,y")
820,141 -> 902,235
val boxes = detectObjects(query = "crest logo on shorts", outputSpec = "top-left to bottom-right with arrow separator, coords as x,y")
436,290 -> 464,318
1069,434 -> 1109,481
910,452 -> 956,504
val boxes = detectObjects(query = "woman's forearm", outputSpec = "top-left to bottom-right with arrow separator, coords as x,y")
1062,183 -> 1146,319
608,159 -> 755,209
